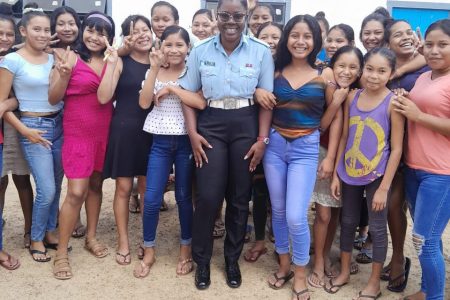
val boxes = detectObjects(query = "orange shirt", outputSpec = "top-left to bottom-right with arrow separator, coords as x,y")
406,71 -> 450,175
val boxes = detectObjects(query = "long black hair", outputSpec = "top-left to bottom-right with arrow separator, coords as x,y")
275,14 -> 322,71
75,11 -> 115,62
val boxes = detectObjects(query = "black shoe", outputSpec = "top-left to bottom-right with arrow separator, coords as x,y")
225,260 -> 242,288
195,264 -> 211,290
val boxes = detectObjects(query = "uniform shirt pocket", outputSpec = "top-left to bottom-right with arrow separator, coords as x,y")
199,66 -> 218,97
239,67 -> 259,94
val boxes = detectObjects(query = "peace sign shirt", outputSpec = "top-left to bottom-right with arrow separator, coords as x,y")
337,89 -> 393,186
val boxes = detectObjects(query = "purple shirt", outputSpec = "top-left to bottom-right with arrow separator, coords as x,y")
337,89 -> 393,185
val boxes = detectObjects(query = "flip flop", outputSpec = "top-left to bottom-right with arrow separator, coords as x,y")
71,224 -> 86,238
323,278 -> 348,294
292,288 -> 310,300
268,271 -> 294,290
176,257 -> 193,275
0,254 -> 20,270
387,257 -> 411,293
354,290 -> 382,299
133,258 -> 156,279
307,271 -> 325,288
29,248 -> 51,263
116,252 -> 131,265
244,247 -> 267,262
380,263 -> 391,281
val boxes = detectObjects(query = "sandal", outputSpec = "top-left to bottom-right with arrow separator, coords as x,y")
268,271 -> 294,290
23,231 -> 31,249
53,254 -> 73,280
133,258 -> 156,278
212,220 -> 225,239
292,288 -> 310,300
307,271 -> 325,288
71,224 -> 86,239
387,257 -> 411,293
244,247 -> 267,262
350,261 -> 360,275
323,278 -> 348,294
356,248 -> 373,264
29,248 -> 51,263
176,257 -> 193,275
116,252 -> 131,265
129,195 -> 140,214
353,290 -> 382,300
84,238 -> 108,258
0,253 -> 20,270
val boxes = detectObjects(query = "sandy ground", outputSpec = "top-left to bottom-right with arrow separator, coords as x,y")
0,177 -> 449,300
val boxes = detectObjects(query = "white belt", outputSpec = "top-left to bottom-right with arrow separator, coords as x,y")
207,97 -> 254,110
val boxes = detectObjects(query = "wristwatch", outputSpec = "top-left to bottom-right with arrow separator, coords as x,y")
257,136 -> 270,145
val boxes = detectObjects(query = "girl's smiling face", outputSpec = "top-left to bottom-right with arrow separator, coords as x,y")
333,52 -> 361,88
258,24 -> 281,57
55,13 -> 79,46
83,26 -> 108,53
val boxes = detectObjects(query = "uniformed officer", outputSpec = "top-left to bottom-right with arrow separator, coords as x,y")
179,0 -> 274,290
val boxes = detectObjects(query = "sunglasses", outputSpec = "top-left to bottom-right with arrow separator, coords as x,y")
216,11 -> 247,23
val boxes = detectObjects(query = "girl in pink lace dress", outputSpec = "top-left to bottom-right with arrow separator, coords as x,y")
48,11 -> 115,280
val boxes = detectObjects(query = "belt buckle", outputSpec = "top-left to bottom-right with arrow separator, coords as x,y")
224,98 -> 236,109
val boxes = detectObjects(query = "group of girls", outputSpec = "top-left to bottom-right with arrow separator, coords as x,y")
0,1 -> 448,300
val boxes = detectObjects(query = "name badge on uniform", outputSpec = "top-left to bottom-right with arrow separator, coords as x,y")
202,60 -> 216,67
245,63 -> 253,68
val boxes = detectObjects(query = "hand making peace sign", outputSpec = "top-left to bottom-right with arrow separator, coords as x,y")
122,20 -> 146,51
54,46 -> 72,78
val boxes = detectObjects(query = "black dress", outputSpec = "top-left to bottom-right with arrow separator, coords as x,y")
103,56 -> 152,179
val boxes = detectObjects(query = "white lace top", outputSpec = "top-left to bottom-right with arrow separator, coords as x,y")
143,77 -> 187,135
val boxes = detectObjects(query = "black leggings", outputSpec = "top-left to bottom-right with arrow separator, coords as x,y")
340,178 -> 389,263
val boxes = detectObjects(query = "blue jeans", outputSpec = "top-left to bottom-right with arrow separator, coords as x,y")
143,135 -> 193,247
404,167 -> 450,300
20,115 -> 64,242
263,129 -> 319,266
0,144 -> 3,250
